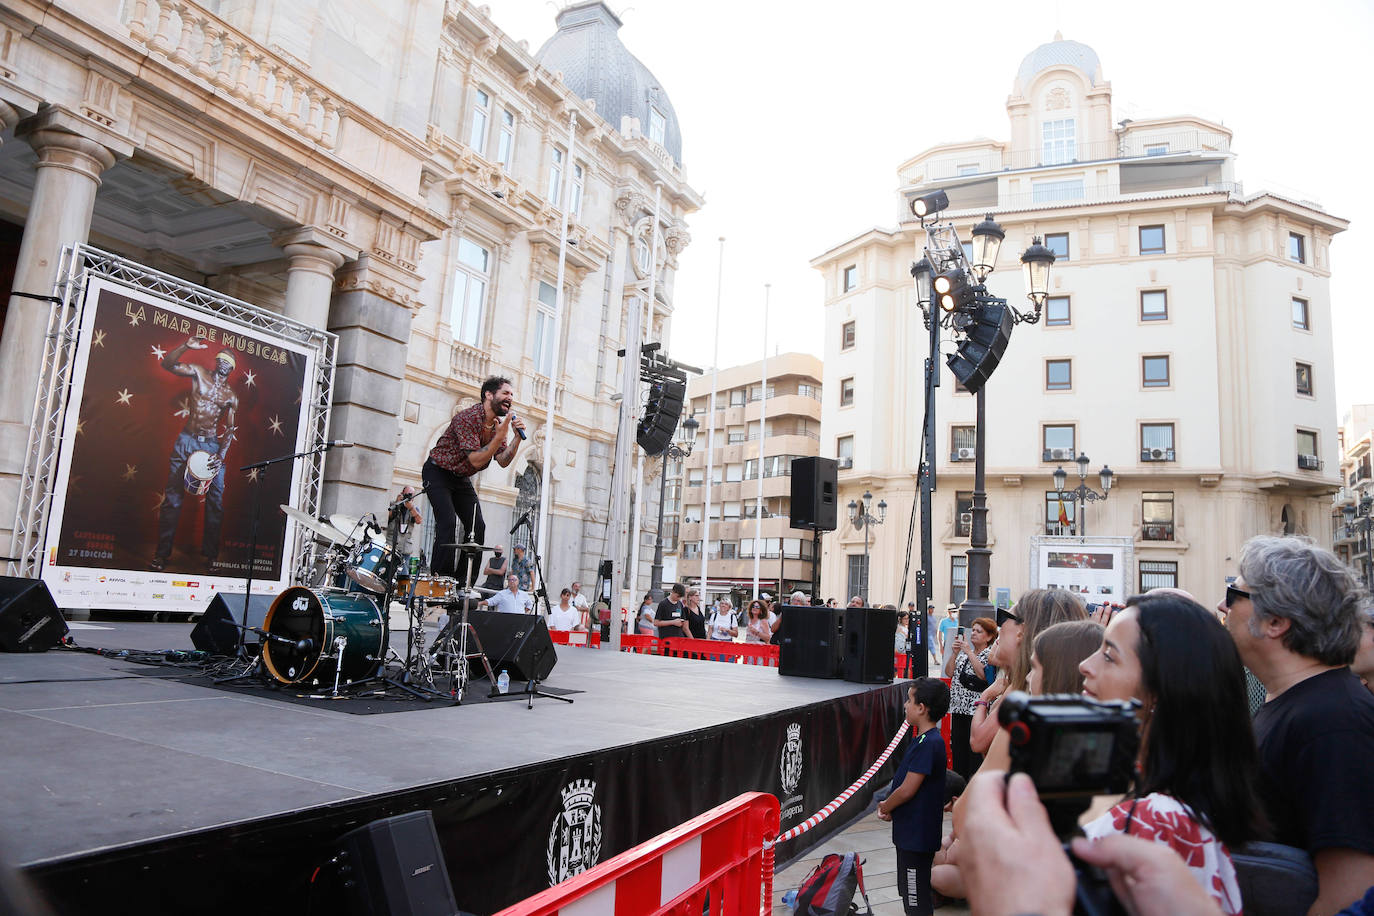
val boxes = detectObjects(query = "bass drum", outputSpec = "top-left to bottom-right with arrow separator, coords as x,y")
262,586 -> 384,686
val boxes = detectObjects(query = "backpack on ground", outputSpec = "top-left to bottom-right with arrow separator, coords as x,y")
792,851 -> 872,916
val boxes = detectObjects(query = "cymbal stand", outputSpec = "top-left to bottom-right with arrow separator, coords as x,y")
430,591 -> 498,702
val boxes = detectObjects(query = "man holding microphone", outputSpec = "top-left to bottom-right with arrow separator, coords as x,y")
422,376 -> 525,591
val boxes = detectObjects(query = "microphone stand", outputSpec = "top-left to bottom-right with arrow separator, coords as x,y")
508,513 -> 571,708
217,441 -> 346,685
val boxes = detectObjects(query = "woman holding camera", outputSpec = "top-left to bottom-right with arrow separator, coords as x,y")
1077,591 -> 1266,916
943,616 -> 997,779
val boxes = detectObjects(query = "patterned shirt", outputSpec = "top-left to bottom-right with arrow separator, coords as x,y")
1084,793 -> 1242,916
429,403 -> 504,477
511,552 -> 533,590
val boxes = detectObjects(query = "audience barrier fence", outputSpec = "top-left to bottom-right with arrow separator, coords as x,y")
494,791 -> 780,916
660,638 -> 780,666
548,629 -> 601,648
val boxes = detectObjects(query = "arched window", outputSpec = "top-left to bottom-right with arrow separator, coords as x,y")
513,465 -> 541,551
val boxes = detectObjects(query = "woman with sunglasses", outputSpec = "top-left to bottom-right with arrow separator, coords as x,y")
743,599 -> 774,644
1077,591 -> 1266,916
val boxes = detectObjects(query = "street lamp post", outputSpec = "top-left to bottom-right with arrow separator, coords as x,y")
847,490 -> 886,605
650,415 -> 698,595
909,196 -> 1056,629
1341,493 -> 1374,590
1052,452 -> 1114,536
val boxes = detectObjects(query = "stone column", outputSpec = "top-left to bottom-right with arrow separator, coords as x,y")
321,255 -> 419,520
1,110 -> 128,549
273,228 -> 354,330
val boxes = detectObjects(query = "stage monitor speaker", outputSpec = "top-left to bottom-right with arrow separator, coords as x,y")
466,608 -> 556,682
336,810 -> 458,916
778,605 -> 842,678
191,593 -> 275,655
789,457 -> 838,532
843,605 -> 897,684
0,577 -> 68,652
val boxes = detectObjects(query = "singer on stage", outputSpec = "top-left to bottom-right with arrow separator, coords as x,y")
422,376 -> 525,588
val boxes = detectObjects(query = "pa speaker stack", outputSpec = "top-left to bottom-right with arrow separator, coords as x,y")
636,377 -> 687,455
842,605 -> 897,684
946,301 -> 1014,393
778,605 -> 842,678
0,577 -> 67,652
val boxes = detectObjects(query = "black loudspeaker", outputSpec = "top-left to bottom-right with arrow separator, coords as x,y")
637,378 -> 687,455
946,301 -> 1014,393
778,605 -> 842,678
790,457 -> 838,532
843,606 -> 897,684
336,810 -> 458,916
190,593 -> 275,655
0,577 -> 67,652
466,608 -> 557,681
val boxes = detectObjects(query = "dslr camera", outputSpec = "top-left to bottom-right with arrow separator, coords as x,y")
998,691 -> 1142,916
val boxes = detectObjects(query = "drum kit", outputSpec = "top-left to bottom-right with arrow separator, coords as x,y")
252,501 -> 501,702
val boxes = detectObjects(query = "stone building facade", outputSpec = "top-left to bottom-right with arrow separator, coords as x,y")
812,36 -> 1345,605
0,0 -> 699,596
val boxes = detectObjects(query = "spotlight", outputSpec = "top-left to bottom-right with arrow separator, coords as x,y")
934,268 -> 974,312
910,190 -> 950,219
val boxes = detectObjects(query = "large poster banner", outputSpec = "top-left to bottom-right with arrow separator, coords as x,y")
1028,536 -> 1134,602
42,277 -> 315,612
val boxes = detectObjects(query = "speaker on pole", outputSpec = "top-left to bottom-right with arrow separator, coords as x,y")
843,605 -> 897,684
191,593 -> 275,655
789,457 -> 838,532
0,577 -> 67,652
334,810 -> 458,916
778,605 -> 842,678
464,609 -> 556,681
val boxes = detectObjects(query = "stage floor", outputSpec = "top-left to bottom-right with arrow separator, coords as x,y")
1,619 -> 897,870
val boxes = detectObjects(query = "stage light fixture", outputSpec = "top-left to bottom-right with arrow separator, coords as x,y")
910,190 -> 950,218
934,269 -> 974,312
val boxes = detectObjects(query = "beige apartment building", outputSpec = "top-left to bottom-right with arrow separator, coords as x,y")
0,0 -> 699,597
673,353 -> 823,603
1333,406 -> 1374,588
812,36 -> 1345,605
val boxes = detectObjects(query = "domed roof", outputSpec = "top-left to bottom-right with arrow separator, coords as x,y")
1014,32 -> 1103,92
536,2 -> 683,166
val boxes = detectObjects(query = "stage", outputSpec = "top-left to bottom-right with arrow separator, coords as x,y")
1,617 -> 907,914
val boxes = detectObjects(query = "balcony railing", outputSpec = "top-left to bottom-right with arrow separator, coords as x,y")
1141,523 -> 1175,542
917,129 -> 1233,183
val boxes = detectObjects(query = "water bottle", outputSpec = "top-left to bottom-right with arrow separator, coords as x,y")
497,669 -> 510,694
781,889 -> 798,911
409,555 -> 420,577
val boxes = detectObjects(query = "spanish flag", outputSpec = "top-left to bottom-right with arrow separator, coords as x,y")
1057,497 -> 1070,528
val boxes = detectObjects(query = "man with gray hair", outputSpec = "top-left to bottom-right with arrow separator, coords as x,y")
1222,535 -> 1374,915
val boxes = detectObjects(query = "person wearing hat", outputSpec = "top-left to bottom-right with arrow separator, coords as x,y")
937,602 -> 960,660
151,335 -> 239,572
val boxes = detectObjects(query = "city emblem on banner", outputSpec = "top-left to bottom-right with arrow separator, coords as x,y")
779,722 -> 805,821
547,778 -> 602,886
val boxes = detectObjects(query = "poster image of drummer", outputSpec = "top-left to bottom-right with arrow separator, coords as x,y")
42,276 -> 316,612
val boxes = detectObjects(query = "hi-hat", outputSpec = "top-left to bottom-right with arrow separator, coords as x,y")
281,505 -> 352,543
436,541 -> 498,552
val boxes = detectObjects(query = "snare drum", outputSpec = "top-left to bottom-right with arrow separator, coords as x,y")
183,450 -> 217,497
409,576 -> 459,600
345,543 -> 400,594
261,586 -> 383,686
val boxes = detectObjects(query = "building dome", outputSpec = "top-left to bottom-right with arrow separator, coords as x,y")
536,2 -> 683,166
1014,32 -> 1103,93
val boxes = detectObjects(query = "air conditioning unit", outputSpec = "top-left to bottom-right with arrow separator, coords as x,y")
959,512 -> 973,528
837,457 -> 854,469
1140,447 -> 1174,462
1298,454 -> 1321,471
952,447 -> 975,461
1044,448 -> 1073,461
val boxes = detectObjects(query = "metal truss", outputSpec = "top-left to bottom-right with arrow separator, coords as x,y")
8,245 -> 337,581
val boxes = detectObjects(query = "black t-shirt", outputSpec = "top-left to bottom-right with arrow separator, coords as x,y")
1253,667 -> 1374,854
654,598 -> 685,636
684,606 -> 706,639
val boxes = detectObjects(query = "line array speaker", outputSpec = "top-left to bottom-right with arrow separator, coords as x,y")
0,577 -> 67,652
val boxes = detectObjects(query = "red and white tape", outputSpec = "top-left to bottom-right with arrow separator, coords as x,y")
765,719 -> 909,848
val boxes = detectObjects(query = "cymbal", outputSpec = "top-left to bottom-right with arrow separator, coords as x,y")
435,541 -> 498,552
329,513 -> 382,545
280,505 -> 352,544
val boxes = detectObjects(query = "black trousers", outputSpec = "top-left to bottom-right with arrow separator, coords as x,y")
950,713 -> 973,780
896,849 -> 935,916
422,458 -> 485,585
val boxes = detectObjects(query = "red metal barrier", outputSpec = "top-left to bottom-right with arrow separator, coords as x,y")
660,638 -> 779,667
619,634 -> 659,654
549,629 -> 601,648
495,792 -> 780,916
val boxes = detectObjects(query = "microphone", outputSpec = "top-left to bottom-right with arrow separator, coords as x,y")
510,411 -> 526,441
509,511 -> 530,535
326,440 -> 354,449
261,631 -> 314,653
